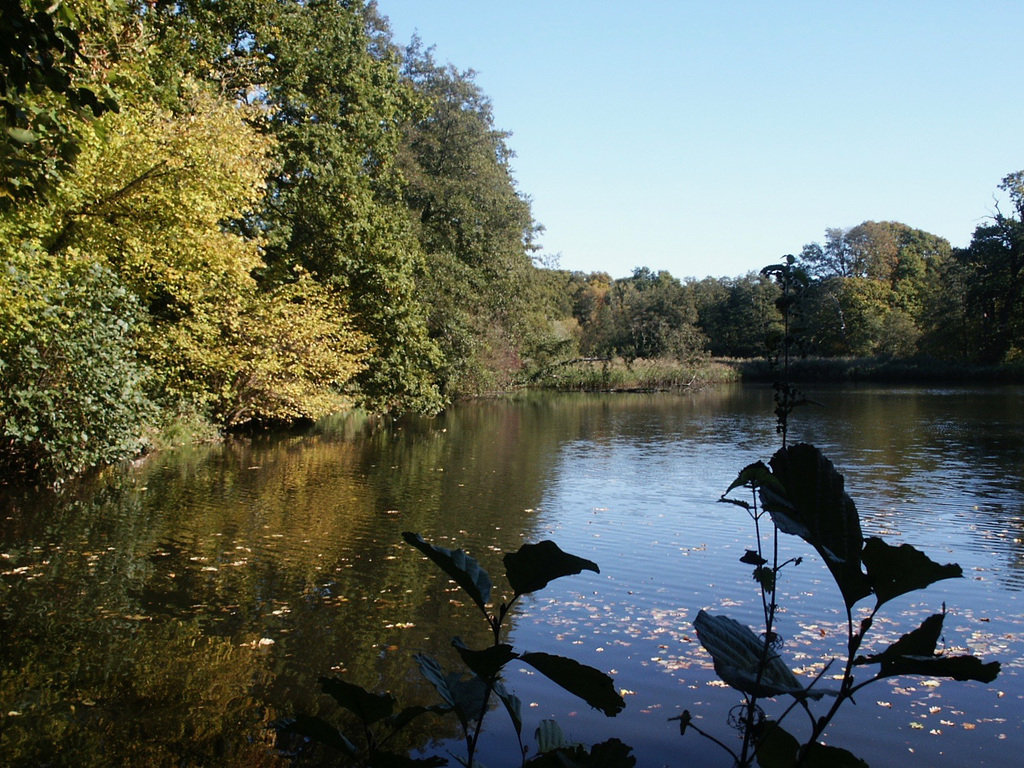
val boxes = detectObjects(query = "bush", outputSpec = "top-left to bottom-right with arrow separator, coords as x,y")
0,250 -> 154,477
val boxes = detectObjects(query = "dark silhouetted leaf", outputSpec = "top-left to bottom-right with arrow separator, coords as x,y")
494,679 -> 523,737
503,540 -> 599,596
453,638 -> 518,679
741,550 -> 768,566
520,652 -> 625,716
319,677 -> 395,725
753,720 -> 798,768
862,537 -> 962,607
725,461 -> 786,496
694,610 -> 820,699
526,738 -> 636,767
277,715 -> 358,754
855,613 -> 1001,683
403,532 -> 492,614
765,444 -> 871,609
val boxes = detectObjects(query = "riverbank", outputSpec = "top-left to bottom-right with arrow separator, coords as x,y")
528,355 -> 1024,392
729,355 -> 1024,384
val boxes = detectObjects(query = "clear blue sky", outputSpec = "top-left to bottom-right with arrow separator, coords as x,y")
377,1 -> 1022,280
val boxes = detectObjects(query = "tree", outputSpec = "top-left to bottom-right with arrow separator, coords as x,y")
398,39 -> 543,395
244,0 -> 444,412
949,172 -> 1024,363
689,273 -> 782,358
796,222 -> 951,358
604,268 -> 706,362
0,0 -> 118,206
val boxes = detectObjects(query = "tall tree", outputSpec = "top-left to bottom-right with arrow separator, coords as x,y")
398,39 -> 542,394
950,172 -> 1024,363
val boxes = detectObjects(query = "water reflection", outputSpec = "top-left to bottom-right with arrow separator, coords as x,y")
1,387 -> 1022,766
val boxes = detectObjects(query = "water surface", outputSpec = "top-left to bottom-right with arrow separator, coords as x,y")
1,386 -> 1022,766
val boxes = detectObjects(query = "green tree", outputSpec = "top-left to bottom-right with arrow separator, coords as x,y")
949,175 -> 1024,363
797,222 -> 951,358
605,268 -> 706,362
689,272 -> 781,358
0,0 -> 118,206
398,40 -> 543,395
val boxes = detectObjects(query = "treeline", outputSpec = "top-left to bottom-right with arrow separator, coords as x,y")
541,207 -> 1024,371
1,0 -> 568,476
2,1 -> 1022,479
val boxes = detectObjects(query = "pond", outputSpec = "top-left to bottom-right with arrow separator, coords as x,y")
1,385 -> 1023,766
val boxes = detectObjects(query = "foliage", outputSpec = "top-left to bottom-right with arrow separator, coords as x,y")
0,0 -> 118,206
282,534 -> 630,767
946,172 -> 1024,363
681,261 -> 1001,766
0,248 -> 152,477
398,39 -> 544,397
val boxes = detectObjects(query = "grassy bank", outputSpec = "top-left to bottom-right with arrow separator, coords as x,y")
530,358 -> 740,392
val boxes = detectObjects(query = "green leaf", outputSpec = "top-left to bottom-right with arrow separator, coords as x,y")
6,127 -> 38,144
519,652 -> 625,716
862,537 -> 962,607
765,444 -> 871,609
319,677 -> 395,725
741,550 -> 768,566
453,638 -> 518,679
693,610 -> 819,699
503,540 -> 599,596
855,613 -> 1001,683
403,532 -> 492,615
277,715 -> 359,754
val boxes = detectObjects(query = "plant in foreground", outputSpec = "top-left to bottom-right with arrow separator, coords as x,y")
680,259 -> 1002,767
281,535 -> 630,767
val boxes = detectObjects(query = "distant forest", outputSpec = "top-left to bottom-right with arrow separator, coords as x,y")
3,0 -> 1022,477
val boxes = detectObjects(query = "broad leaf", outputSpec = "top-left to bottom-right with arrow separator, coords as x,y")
741,550 -> 768,566
519,652 -> 625,716
799,743 -> 868,768
503,541 -> 599,596
277,715 -> 358,755
862,537 -> 962,607
693,610 -> 818,699
414,653 -> 488,720
453,638 -> 518,679
755,721 -> 868,767
525,738 -> 636,767
535,719 -> 570,752
725,461 -> 785,496
319,677 -> 394,725
494,679 -> 523,737
403,532 -> 492,614
765,444 -> 871,609
855,613 -> 1001,683
753,720 -> 799,768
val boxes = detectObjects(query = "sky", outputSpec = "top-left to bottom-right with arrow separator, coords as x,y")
377,1 -> 1023,280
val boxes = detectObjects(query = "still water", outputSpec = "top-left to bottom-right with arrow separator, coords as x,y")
2,385 -> 1023,766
